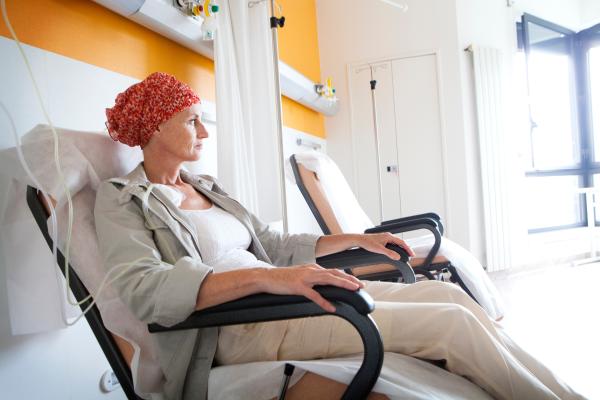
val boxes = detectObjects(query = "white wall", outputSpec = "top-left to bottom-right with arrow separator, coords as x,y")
579,0 -> 600,28
316,0 -> 481,257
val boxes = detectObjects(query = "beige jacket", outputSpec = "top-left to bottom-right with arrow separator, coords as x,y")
94,162 -> 320,400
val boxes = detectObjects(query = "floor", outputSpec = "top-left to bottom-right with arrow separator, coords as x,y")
490,262 -> 600,400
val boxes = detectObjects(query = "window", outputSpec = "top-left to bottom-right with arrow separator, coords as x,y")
518,15 -> 600,232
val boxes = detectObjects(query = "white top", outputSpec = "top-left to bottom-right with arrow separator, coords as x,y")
155,184 -> 272,272
181,206 -> 273,271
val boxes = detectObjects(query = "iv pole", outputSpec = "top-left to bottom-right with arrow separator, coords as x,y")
369,67 -> 385,223
268,0 -> 289,233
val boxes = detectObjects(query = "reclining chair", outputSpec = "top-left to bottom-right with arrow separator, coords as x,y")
289,153 -> 475,301
26,184 -> 397,399
5,125 -> 492,399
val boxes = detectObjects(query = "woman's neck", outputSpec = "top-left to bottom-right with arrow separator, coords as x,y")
142,155 -> 184,186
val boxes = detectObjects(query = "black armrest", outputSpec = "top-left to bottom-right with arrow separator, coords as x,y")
148,286 -> 384,400
365,221 -> 442,271
380,213 -> 444,235
382,212 -> 441,224
377,216 -> 442,236
316,244 -> 415,283
365,219 -> 438,234
148,286 -> 374,332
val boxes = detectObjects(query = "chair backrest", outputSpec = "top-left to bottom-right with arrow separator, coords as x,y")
0,125 -> 166,397
289,152 -> 374,234
26,185 -> 141,400
289,154 -> 342,235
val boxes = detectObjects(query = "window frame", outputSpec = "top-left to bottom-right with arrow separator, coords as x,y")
519,14 -> 600,233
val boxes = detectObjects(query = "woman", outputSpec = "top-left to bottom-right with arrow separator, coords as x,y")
95,72 -> 584,400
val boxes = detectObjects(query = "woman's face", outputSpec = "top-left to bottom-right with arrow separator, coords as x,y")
149,102 -> 208,162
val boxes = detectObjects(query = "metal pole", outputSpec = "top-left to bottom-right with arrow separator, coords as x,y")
369,67 -> 385,223
269,0 -> 288,233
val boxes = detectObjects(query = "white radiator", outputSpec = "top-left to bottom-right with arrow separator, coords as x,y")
470,46 -> 513,272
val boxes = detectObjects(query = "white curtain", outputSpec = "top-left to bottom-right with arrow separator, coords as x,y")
471,46 -> 513,272
214,0 -> 282,222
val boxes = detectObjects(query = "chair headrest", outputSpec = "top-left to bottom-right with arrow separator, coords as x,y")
0,124 -> 143,205
288,151 -> 374,233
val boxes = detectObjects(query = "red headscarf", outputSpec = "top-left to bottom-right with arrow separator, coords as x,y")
105,72 -> 200,147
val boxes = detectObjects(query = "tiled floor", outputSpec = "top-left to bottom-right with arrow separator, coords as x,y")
490,262 -> 600,400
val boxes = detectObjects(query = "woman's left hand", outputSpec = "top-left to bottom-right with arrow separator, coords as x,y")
315,232 -> 415,259
356,232 -> 415,260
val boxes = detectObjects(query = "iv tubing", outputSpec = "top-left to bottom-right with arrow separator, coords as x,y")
1,0 -> 167,326
0,0 -> 77,310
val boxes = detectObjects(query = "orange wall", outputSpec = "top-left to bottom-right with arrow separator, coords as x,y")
0,0 -> 325,137
278,0 -> 321,82
0,0 -> 216,100
278,0 -> 325,137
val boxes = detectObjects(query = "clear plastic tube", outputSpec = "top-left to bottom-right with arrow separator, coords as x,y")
1,0 -> 167,326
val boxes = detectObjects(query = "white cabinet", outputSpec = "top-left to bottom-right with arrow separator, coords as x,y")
349,53 -> 447,229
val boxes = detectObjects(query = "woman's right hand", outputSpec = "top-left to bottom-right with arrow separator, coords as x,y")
259,265 -> 365,313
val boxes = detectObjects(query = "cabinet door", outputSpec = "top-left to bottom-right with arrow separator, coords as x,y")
391,54 -> 447,224
373,63 -> 403,222
350,54 -> 447,228
349,64 -> 380,223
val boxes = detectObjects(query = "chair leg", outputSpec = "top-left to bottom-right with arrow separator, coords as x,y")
413,267 -> 437,281
413,263 -> 450,280
446,265 -> 479,306
414,263 -> 480,306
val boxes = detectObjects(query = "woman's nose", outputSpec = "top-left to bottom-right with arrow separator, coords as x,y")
197,124 -> 209,139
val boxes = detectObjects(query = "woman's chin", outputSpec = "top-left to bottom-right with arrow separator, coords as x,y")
189,149 -> 202,161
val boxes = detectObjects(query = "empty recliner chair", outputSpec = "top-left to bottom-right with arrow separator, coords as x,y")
288,151 -> 504,320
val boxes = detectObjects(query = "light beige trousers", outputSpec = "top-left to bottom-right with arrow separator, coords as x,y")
216,280 -> 584,400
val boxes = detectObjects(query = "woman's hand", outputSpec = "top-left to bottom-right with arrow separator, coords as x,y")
259,265 -> 365,313
355,232 -> 415,260
315,233 -> 415,260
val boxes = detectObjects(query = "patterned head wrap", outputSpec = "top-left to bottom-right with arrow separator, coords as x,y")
105,72 -> 200,147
